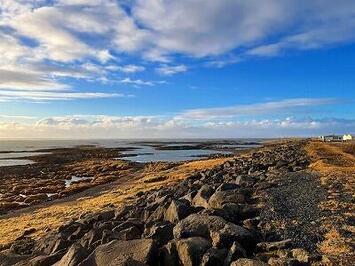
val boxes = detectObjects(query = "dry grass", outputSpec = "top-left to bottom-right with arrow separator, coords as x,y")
305,141 -> 355,262
319,229 -> 352,255
0,157 -> 229,245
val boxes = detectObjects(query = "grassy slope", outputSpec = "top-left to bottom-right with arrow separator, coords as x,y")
0,157 -> 228,246
305,141 -> 355,263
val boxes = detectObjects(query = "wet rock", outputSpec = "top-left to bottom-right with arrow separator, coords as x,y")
78,239 -> 156,266
191,185 -> 214,209
176,237 -> 211,266
53,243 -> 88,266
231,258 -> 268,266
208,190 -> 245,209
165,199 -> 195,223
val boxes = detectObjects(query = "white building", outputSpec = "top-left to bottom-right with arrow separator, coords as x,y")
343,134 -> 353,141
319,135 -> 343,142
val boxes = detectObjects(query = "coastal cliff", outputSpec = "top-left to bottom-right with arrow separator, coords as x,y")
0,140 -> 353,265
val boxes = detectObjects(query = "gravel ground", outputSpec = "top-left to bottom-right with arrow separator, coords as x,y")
261,170 -> 327,253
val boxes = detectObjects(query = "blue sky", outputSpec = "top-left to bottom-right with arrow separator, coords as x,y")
0,0 -> 354,138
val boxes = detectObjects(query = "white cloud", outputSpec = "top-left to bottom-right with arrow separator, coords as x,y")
132,0 -> 355,60
181,98 -> 341,119
1,0 -> 354,94
0,90 -> 126,102
116,64 -> 145,73
156,64 -> 187,75
0,68 -> 70,91
120,77 -> 154,86
0,115 -> 353,139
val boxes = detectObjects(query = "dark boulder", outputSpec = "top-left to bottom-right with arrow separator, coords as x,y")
223,241 -> 247,265
175,237 -> 211,266
165,199 -> 195,223
10,237 -> 35,255
200,247 -> 228,266
53,243 -> 88,266
191,185 -> 214,209
78,239 -> 156,266
143,222 -> 174,246
173,214 -> 255,250
208,190 -> 245,209
30,250 -> 66,266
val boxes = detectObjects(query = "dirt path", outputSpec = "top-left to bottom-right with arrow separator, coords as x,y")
261,171 -> 327,252
260,141 -> 355,264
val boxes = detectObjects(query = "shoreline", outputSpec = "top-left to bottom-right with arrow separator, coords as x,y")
0,140 -> 353,265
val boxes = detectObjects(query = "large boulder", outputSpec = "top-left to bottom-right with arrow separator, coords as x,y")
200,248 -> 228,266
191,185 -> 214,209
223,241 -> 247,265
175,237 -> 211,266
0,250 -> 32,266
80,228 -> 105,251
235,176 -> 255,187
78,239 -> 156,266
53,243 -> 88,266
143,222 -> 174,246
208,190 -> 245,209
165,199 -> 194,223
159,241 -> 179,266
173,214 -> 255,250
145,205 -> 166,224
28,250 -> 66,266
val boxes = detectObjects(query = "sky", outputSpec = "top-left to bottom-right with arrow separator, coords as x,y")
0,0 -> 354,139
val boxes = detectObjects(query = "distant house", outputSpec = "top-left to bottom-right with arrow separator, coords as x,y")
343,134 -> 353,141
319,135 -> 343,142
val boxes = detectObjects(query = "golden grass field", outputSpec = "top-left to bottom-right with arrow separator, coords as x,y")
305,141 -> 355,263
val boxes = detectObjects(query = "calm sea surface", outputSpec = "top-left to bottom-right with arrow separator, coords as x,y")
0,139 -> 264,166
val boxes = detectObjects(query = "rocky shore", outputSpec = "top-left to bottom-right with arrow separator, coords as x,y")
0,146 -> 141,214
2,140 -> 336,266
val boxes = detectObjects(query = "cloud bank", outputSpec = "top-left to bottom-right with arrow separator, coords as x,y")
1,0 -> 355,100
1,115 -> 353,139
1,98 -> 353,138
